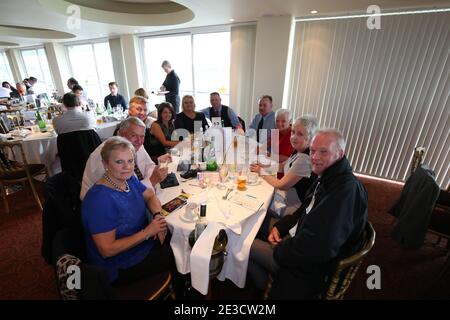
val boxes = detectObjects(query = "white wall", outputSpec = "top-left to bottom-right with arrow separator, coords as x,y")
251,15 -> 294,116
109,37 -> 129,100
44,42 -> 70,95
120,34 -> 142,96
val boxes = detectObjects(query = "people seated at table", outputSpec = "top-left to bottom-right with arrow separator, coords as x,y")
134,88 -> 149,100
81,116 -> 169,200
104,81 -> 127,112
67,77 -> 78,91
67,77 -> 89,100
249,95 -> 276,143
274,109 -> 294,165
247,128 -> 368,299
9,83 -> 27,102
52,93 -> 95,135
147,102 -> 179,163
71,84 -> 87,107
24,77 -> 37,94
0,83 -> 11,99
81,136 -> 184,294
2,81 -> 17,95
250,115 -> 318,239
174,95 -> 208,134
128,95 -> 154,128
200,92 -> 244,134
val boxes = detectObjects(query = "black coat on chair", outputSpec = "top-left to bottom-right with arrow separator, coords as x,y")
42,172 -> 82,265
57,129 -> 102,182
390,164 -> 440,249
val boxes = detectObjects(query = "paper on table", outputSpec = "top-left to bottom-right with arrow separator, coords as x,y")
228,192 -> 264,212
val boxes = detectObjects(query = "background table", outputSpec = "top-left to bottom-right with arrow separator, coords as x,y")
8,121 -> 121,176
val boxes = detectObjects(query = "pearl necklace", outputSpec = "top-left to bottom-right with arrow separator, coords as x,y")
103,173 -> 130,193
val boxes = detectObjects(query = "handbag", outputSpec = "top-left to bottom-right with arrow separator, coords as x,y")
159,172 -> 179,189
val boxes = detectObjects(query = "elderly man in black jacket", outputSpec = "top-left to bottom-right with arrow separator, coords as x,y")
247,128 -> 368,299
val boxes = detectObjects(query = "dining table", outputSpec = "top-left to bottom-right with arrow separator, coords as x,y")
155,134 -> 276,295
5,120 -> 121,176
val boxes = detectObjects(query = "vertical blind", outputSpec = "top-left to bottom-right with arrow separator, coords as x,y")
288,12 -> 449,188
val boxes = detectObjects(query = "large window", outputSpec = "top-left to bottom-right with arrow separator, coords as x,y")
21,48 -> 54,94
0,51 -> 14,85
142,31 -> 230,110
66,42 -> 115,104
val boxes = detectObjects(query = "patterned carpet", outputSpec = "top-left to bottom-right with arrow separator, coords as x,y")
0,175 -> 448,300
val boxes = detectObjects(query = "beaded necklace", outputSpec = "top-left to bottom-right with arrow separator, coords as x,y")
103,173 -> 130,193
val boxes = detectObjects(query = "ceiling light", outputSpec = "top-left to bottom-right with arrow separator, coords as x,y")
229,18 -> 235,22
310,10 -> 318,14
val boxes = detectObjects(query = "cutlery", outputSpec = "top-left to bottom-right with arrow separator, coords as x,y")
223,188 -> 233,200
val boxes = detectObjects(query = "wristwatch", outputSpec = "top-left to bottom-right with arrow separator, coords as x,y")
153,211 -> 163,217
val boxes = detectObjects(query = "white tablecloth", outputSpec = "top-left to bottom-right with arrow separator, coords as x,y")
158,158 -> 274,295
8,121 -> 120,176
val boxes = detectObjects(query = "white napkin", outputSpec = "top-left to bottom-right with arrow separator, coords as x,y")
189,221 -> 222,295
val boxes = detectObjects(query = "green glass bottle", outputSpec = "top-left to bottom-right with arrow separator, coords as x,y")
35,110 -> 47,133
206,136 -> 218,171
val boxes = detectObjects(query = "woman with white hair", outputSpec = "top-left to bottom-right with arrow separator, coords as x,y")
274,109 -> 294,177
81,136 -> 185,295
250,115 -> 319,238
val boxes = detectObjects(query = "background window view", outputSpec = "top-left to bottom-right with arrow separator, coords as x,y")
0,51 -> 14,85
66,42 -> 115,104
21,48 -> 55,94
142,31 -> 230,111
192,32 -> 230,108
143,34 -> 192,111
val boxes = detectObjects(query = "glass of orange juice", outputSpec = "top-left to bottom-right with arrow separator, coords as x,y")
237,175 -> 247,191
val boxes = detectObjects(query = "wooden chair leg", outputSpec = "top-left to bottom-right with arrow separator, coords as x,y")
28,177 -> 42,211
0,182 -> 9,215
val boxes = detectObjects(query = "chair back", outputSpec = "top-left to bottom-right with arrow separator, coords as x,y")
42,171 -> 82,264
410,146 -> 426,176
325,222 -> 376,300
0,140 -> 32,179
56,129 -> 101,182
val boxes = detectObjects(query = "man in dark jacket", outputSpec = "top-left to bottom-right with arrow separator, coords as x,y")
247,128 -> 368,299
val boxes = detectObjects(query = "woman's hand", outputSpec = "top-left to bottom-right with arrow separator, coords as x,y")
144,214 -> 167,240
250,163 -> 262,174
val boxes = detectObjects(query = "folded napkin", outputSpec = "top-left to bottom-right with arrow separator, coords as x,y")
189,221 -> 222,295
10,129 -> 31,138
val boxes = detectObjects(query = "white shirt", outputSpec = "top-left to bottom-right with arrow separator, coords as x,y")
80,141 -> 156,200
52,108 -> 95,135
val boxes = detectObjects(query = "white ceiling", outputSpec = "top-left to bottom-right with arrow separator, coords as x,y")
1,0 -> 449,47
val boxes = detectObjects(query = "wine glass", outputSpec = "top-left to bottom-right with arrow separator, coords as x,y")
217,164 -> 229,190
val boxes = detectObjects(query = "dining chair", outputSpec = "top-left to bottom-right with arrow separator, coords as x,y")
0,140 -> 48,214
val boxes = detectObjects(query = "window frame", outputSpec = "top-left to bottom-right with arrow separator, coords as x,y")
138,25 -> 231,108
64,38 -> 114,103
0,50 -> 14,85
19,46 -> 55,94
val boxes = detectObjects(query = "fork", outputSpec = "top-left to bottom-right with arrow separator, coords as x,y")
222,188 -> 233,200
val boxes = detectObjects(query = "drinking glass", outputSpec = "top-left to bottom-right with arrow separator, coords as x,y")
217,164 -> 229,190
